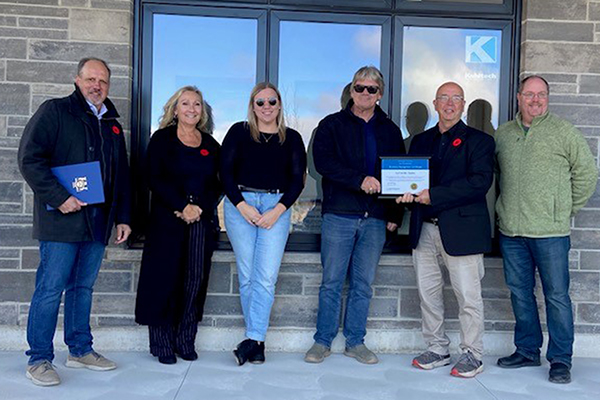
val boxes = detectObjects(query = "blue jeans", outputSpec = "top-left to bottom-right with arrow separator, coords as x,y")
26,240 -> 106,365
499,234 -> 573,367
224,193 -> 291,342
314,213 -> 386,348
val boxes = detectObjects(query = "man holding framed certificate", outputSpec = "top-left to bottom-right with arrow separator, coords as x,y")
396,82 -> 495,378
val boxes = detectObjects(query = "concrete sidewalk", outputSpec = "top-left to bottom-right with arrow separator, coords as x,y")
2,351 -> 599,400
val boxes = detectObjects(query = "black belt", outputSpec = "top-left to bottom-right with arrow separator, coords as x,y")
424,217 -> 439,226
238,185 -> 281,194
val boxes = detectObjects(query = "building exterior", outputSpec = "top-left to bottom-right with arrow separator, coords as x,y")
0,0 -> 599,354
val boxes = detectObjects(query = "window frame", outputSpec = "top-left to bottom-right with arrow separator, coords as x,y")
131,0 -> 521,253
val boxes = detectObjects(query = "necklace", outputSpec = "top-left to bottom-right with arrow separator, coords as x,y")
261,132 -> 276,143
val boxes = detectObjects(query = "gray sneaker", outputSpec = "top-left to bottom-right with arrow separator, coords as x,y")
450,351 -> 483,378
304,343 -> 331,363
65,351 -> 117,371
344,344 -> 378,364
412,351 -> 451,370
26,360 -> 61,386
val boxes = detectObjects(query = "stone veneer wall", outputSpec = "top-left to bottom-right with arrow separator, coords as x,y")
0,0 -> 599,354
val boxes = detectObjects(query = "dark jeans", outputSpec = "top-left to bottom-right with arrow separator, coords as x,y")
314,213 -> 386,348
499,234 -> 573,367
26,241 -> 105,365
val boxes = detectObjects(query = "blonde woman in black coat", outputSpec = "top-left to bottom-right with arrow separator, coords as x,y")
135,86 -> 220,364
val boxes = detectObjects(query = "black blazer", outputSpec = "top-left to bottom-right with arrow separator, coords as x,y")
408,120 -> 495,256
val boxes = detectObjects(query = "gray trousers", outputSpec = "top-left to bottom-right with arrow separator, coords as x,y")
413,222 -> 485,359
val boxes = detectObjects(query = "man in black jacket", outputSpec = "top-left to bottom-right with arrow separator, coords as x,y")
18,57 -> 131,386
305,66 -> 405,365
397,82 -> 494,378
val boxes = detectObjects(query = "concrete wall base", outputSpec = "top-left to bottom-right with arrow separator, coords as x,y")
2,326 -> 599,358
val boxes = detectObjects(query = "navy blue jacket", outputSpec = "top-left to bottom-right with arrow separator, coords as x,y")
313,102 -> 405,224
408,120 -> 494,256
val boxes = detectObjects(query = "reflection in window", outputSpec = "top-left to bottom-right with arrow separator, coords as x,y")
151,14 -> 257,142
278,21 -> 382,234
401,25 -> 502,233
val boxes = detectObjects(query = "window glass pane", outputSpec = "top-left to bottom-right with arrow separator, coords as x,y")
401,25 -> 502,233
404,0 -> 503,3
151,14 -> 257,142
278,21 -> 382,234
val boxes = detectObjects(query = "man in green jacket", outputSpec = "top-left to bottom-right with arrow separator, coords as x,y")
495,75 -> 598,384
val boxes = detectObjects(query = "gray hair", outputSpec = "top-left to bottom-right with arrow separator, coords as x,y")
351,66 -> 385,96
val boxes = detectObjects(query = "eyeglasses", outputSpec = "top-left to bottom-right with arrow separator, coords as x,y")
521,92 -> 548,100
255,97 -> 278,107
353,85 -> 380,94
436,95 -> 464,103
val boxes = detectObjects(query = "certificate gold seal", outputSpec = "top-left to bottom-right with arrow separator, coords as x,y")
411,183 -> 418,190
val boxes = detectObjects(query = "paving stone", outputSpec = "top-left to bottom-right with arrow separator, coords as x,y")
578,303 -> 600,324
368,297 -> 398,318
526,21 -> 593,42
94,271 -> 132,293
0,271 -> 35,302
400,288 -> 420,318
70,9 -> 130,43
7,60 -> 75,84
0,83 -> 29,115
97,316 -> 136,326
269,296 -> 318,327
570,271 -> 600,302
203,295 -> 242,316
523,42 -> 600,74
206,262 -> 231,294
372,265 -> 416,286
213,317 -> 245,328
0,38 -> 26,59
580,251 -> 600,270
0,182 -> 22,202
524,0 -> 587,20
484,299 -> 515,321
92,293 -> 135,314
91,0 -> 132,11
0,303 -> 18,324
366,320 -> 421,330
275,274 -> 303,295
0,259 -> 19,269
374,287 -> 399,297
0,4 -> 68,18
18,16 -> 68,29
0,225 -> 35,247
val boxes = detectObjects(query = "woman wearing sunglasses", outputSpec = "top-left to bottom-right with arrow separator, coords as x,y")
221,82 -> 307,365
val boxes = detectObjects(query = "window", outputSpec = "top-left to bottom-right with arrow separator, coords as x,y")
131,1 -> 520,253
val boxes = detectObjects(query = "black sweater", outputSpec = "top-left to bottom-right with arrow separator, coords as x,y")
220,122 -> 307,209
313,102 -> 405,223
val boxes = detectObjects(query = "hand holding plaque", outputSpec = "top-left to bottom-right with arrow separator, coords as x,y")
379,156 -> 430,198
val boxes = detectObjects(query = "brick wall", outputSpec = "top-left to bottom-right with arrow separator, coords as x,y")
1,0 -> 599,351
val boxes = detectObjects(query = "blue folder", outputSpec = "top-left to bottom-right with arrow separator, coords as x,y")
46,161 -> 105,210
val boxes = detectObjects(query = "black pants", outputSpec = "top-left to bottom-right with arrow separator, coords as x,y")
149,221 -> 211,357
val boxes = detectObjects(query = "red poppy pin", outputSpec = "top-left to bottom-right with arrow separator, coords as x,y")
112,126 -> 120,135
200,149 -> 210,156
452,138 -> 462,147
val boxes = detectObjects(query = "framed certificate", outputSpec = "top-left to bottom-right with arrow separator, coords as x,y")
379,156 -> 430,198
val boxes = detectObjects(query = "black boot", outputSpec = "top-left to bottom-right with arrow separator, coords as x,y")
233,339 -> 259,366
249,341 -> 265,364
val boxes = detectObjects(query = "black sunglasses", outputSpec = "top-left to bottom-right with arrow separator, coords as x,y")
353,85 -> 379,94
255,97 -> 278,107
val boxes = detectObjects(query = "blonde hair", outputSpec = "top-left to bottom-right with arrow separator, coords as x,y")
247,82 -> 286,143
158,86 -> 209,131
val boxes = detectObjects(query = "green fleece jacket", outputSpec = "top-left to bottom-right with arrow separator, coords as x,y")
495,111 -> 598,238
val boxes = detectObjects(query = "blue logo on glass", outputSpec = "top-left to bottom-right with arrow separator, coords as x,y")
465,36 -> 497,63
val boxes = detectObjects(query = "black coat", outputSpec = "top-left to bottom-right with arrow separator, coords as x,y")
17,86 -> 130,244
408,120 -> 495,256
313,102 -> 406,224
135,126 -> 221,326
